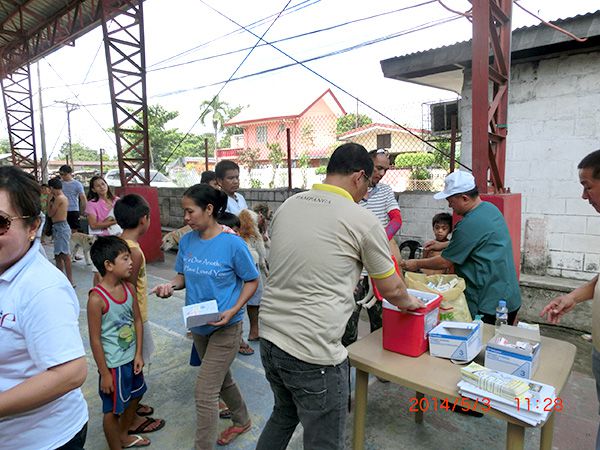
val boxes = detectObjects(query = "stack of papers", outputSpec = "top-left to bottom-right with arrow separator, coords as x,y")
457,362 -> 557,426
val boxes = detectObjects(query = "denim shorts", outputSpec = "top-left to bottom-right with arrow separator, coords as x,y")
52,220 -> 71,255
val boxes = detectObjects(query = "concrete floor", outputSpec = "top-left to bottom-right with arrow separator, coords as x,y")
57,245 -> 597,450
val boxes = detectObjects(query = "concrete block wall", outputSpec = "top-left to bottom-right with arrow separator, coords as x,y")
460,52 -> 600,280
396,191 -> 451,244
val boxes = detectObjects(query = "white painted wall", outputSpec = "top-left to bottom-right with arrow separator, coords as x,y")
457,52 -> 600,280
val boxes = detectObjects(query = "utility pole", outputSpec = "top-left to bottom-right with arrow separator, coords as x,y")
56,100 -> 79,168
36,63 -> 48,182
99,148 -> 104,176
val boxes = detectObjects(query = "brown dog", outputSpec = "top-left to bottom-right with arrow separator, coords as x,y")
161,225 -> 192,252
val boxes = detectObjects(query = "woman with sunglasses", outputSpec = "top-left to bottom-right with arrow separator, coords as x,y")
0,167 -> 88,450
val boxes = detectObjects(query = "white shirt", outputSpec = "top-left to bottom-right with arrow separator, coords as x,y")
0,241 -> 88,450
226,192 -> 248,216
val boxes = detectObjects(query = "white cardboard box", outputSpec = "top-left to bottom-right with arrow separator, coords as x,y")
485,324 -> 541,379
182,300 -> 220,328
428,321 -> 482,361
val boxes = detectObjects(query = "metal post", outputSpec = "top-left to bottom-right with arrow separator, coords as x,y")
1,64 -> 38,178
36,62 -> 48,182
204,138 -> 209,171
99,148 -> 104,176
66,102 -> 78,167
286,128 -> 292,190
449,115 -> 457,173
101,0 -> 150,186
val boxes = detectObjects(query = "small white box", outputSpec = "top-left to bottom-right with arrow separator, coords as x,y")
182,301 -> 220,328
428,321 -> 482,362
485,324 -> 541,379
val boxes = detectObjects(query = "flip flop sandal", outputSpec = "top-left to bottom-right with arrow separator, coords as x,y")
136,403 -> 154,417
238,344 -> 255,356
123,435 -> 151,448
128,417 -> 166,435
217,421 -> 251,446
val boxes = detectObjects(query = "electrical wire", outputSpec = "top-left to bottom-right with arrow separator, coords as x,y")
152,0 -> 295,177
514,0 -> 587,42
197,0 -> 471,170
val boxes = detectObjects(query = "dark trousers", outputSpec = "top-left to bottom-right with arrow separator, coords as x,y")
342,277 -> 382,347
55,423 -> 87,450
257,339 -> 349,450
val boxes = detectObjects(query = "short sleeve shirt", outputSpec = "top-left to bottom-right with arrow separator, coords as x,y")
259,184 -> 395,366
358,182 -> 399,228
61,179 -> 84,212
0,241 -> 88,450
85,197 -> 119,236
225,193 -> 248,216
442,201 -> 521,316
175,231 -> 258,335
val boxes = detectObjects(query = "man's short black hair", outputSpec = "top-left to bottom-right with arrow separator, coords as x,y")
59,165 -> 73,174
90,236 -> 131,276
200,170 -> 217,184
432,212 -> 453,230
114,194 -> 150,230
578,149 -> 600,179
217,212 -> 240,229
461,186 -> 479,199
48,177 -> 62,190
326,143 -> 373,177
215,160 -> 240,179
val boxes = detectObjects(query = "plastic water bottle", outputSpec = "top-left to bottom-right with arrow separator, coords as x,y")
495,300 -> 508,329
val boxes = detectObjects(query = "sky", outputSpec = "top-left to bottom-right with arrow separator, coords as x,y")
1,0 -> 597,161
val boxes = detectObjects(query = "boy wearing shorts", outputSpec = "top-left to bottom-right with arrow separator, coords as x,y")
47,177 -> 74,286
87,236 -> 150,449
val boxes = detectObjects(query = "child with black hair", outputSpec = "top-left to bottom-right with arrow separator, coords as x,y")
87,236 -> 150,450
422,212 -> 453,275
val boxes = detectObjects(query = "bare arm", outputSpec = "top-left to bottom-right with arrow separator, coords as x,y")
424,240 -> 450,252
372,272 -> 424,310
130,282 -> 144,374
209,278 -> 259,327
79,192 -> 87,212
151,273 -> 185,298
87,292 -> 113,394
540,275 -> 598,324
87,213 -> 117,230
401,255 -> 454,273
0,357 -> 87,418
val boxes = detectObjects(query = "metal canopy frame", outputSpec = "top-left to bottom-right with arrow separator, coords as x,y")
101,0 -> 150,186
471,0 -> 512,193
1,64 -> 37,177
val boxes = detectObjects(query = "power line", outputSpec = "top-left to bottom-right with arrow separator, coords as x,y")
197,0 -> 472,170
153,0 -> 295,177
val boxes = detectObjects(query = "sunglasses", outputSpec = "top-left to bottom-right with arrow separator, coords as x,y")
0,214 -> 31,236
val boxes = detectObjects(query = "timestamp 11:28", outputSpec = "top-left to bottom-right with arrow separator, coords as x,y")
515,397 -> 563,412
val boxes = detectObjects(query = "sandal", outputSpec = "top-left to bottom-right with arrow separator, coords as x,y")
238,343 -> 254,356
219,401 -> 232,419
123,434 -> 151,448
136,403 -> 154,417
128,417 -> 166,435
217,421 -> 251,446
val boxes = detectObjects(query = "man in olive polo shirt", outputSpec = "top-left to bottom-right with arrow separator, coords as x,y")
402,170 -> 521,324
257,143 -> 423,450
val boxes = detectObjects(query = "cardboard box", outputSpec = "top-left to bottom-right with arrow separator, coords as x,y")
182,300 -> 220,328
485,324 -> 541,378
428,321 -> 482,362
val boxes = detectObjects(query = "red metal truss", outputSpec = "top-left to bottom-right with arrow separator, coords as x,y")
1,64 -> 38,177
471,0 -> 512,193
101,0 -> 150,186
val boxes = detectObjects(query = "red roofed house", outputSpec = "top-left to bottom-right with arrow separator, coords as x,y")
220,89 -> 346,166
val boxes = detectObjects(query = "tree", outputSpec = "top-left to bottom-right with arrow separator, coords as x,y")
267,142 -> 284,188
336,113 -> 373,135
0,139 -> 9,153
58,141 -> 102,162
219,104 -> 245,148
199,95 -> 230,152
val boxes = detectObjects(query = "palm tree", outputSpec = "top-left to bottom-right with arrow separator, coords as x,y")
199,95 -> 229,152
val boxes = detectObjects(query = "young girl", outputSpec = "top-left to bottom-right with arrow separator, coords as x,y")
152,184 -> 258,448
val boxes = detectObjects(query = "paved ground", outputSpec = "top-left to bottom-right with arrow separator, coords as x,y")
56,245 -> 598,450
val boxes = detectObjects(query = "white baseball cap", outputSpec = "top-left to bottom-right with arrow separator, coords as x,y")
433,170 -> 476,200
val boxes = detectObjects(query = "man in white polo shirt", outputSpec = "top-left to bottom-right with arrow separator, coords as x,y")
257,143 -> 423,450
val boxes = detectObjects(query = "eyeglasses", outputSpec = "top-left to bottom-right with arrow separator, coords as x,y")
360,171 -> 371,185
0,214 -> 30,236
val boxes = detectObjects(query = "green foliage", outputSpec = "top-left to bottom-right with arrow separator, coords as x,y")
200,96 -> 245,151
58,141 -> 103,162
0,139 -> 9,153
268,143 -> 284,188
431,138 -> 461,169
336,113 -> 373,134
393,152 -> 435,168
410,167 -> 431,180
250,178 -> 262,189
315,165 -> 327,175
297,152 -> 310,169
238,147 -> 260,172
300,123 -> 314,148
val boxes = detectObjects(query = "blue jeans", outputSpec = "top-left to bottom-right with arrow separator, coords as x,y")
257,339 -> 349,450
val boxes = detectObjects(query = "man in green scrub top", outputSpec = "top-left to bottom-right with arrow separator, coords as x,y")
401,170 -> 521,324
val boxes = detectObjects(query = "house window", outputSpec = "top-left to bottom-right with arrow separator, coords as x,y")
278,123 -> 286,134
257,126 -> 267,143
377,133 -> 391,149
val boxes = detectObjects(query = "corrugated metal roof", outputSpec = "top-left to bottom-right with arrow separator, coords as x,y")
381,9 -> 600,87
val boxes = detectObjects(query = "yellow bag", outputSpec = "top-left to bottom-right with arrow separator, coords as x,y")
404,272 -> 472,322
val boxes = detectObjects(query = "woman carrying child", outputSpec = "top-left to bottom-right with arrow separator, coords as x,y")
153,184 -> 258,449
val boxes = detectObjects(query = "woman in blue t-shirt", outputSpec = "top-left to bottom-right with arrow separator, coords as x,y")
153,184 -> 258,448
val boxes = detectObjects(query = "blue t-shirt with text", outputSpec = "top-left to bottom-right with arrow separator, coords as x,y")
175,231 -> 259,335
